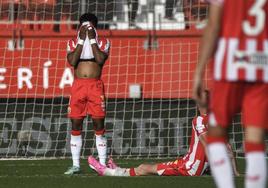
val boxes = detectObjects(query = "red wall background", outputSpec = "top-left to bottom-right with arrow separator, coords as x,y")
0,28 -> 209,98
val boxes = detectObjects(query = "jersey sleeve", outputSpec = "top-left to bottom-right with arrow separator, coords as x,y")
67,38 -> 77,53
206,0 -> 224,6
98,38 -> 110,55
193,116 -> 208,137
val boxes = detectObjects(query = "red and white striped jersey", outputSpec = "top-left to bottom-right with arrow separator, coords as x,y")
182,114 -> 208,176
209,0 -> 268,82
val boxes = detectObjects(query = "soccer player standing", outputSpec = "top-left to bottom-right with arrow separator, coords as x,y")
64,13 -> 110,175
193,1 -> 268,188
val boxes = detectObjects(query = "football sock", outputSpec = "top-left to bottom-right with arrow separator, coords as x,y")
96,134 -> 107,166
70,134 -> 82,168
245,143 -> 266,188
208,141 -> 235,188
104,167 -> 131,176
129,168 -> 137,176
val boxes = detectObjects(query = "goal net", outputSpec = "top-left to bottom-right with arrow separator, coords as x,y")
0,0 -> 251,159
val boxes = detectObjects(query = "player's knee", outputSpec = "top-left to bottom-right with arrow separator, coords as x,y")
207,126 -> 228,144
71,119 -> 83,131
208,126 -> 227,137
245,126 -> 265,144
92,118 -> 105,131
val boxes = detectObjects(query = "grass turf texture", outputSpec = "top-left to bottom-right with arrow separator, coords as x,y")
0,158 -> 246,188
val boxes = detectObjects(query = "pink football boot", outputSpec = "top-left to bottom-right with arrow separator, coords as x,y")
88,156 -> 106,176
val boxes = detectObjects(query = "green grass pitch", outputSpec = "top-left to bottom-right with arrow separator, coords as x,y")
0,158 -> 246,188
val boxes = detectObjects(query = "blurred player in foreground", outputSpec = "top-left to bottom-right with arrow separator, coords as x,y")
193,0 -> 268,188
88,91 -> 239,177
64,13 -> 110,175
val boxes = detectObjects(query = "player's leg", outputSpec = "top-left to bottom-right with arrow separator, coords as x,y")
65,79 -> 87,175
64,118 -> 84,175
207,81 -> 242,188
88,155 -> 131,176
154,159 -> 185,176
92,118 -> 107,166
102,163 -> 157,176
133,164 -> 158,176
70,119 -> 83,167
243,83 -> 268,188
89,156 -> 183,177
244,126 -> 266,188
207,126 -> 235,188
88,79 -> 107,166
88,155 -> 156,176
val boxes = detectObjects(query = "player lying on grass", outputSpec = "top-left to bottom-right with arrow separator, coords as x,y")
88,90 -> 240,177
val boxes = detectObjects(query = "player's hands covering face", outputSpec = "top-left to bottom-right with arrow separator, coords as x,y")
79,25 -> 88,40
87,26 -> 96,39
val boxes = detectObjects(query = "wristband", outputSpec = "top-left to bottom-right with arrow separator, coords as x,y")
90,38 -> 97,45
77,38 -> 84,45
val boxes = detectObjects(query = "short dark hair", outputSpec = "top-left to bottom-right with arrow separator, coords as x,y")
79,13 -> 98,27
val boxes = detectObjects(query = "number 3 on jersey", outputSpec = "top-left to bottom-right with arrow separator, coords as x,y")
243,0 -> 267,36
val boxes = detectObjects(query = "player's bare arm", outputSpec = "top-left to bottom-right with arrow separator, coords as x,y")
193,3 -> 223,107
199,132 -> 208,149
67,25 -> 88,66
87,28 -> 108,64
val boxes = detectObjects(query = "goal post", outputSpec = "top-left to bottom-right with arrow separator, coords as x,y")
0,0 -> 249,159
